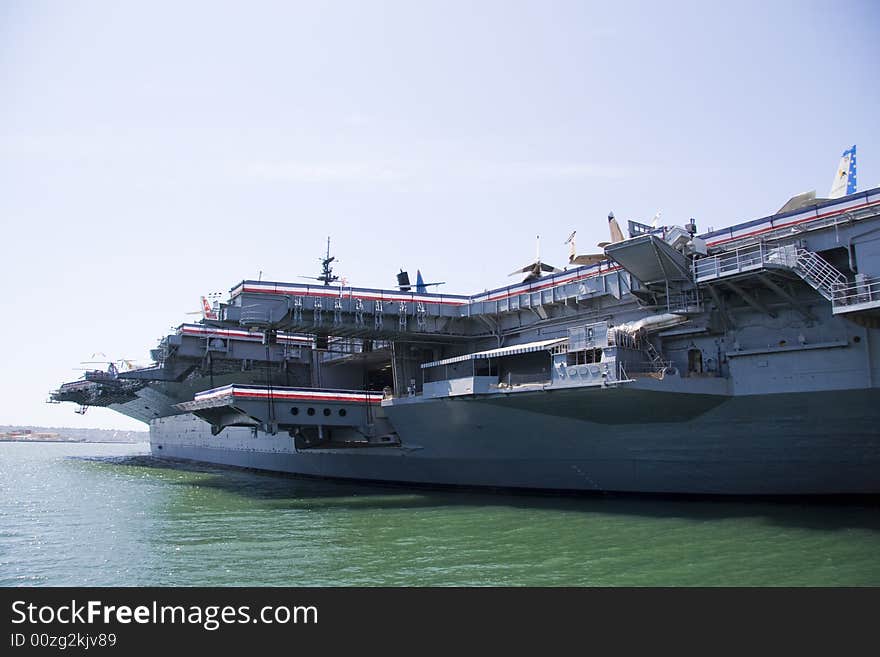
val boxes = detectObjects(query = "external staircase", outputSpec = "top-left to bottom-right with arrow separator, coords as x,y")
791,248 -> 847,302
693,241 -> 880,317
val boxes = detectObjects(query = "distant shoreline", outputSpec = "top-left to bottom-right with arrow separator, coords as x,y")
0,439 -> 147,444
0,426 -> 147,444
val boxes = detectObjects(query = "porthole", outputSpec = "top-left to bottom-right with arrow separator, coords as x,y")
339,408 -> 347,417
291,407 -> 299,416
323,408 -> 331,417
307,407 -> 315,416
853,336 -> 862,343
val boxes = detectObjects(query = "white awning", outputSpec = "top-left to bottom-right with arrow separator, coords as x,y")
421,337 -> 565,369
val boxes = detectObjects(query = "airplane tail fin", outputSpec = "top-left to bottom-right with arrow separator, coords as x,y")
201,296 -> 218,320
415,270 -> 426,294
609,213 -> 625,243
829,145 -> 857,199
599,212 -> 626,247
564,230 -> 577,263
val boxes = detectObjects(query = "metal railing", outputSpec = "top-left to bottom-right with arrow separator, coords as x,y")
701,201 -> 880,250
792,249 -> 847,301
693,243 -> 798,282
550,341 -> 570,355
693,243 -> 852,304
832,277 -> 880,312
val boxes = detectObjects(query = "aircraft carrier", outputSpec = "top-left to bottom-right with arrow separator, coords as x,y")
52,148 -> 880,494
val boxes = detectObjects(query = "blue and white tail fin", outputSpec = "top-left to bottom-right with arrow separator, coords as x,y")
829,145 -> 857,198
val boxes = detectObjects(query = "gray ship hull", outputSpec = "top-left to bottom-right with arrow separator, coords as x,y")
51,185 -> 880,496
150,385 -> 880,495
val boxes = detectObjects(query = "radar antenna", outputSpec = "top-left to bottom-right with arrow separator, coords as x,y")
299,236 -> 340,286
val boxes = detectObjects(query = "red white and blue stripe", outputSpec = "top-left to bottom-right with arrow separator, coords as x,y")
194,384 -> 383,404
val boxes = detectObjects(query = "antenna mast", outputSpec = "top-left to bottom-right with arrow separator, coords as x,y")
318,236 -> 339,286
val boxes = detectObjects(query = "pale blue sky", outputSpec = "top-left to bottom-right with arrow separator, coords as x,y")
2,0 -> 878,430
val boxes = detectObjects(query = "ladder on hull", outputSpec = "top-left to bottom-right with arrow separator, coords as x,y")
644,340 -> 670,374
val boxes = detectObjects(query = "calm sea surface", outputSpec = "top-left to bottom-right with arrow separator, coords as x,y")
1,442 -> 878,586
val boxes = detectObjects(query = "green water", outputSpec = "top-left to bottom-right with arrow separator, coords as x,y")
1,442 -> 878,586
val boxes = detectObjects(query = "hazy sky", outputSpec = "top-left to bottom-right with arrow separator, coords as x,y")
2,0 -> 878,430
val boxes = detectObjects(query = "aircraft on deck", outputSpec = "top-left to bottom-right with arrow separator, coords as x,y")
396,269 -> 445,293
777,145 -> 858,214
565,211 -> 629,267
509,235 -> 564,283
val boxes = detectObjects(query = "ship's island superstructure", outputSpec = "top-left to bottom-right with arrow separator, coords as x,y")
52,151 -> 880,494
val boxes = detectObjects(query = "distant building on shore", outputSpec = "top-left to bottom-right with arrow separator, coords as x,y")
0,426 -> 147,443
